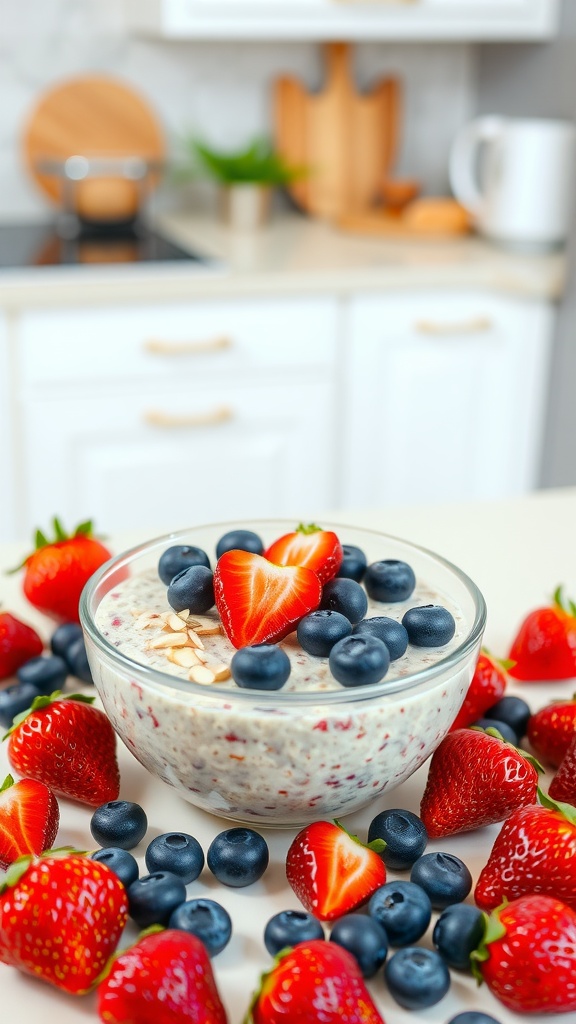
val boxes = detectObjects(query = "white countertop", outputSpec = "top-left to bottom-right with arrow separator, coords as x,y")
2,487 -> 576,1023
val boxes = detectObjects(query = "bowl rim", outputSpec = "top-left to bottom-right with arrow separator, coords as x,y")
80,518 -> 487,707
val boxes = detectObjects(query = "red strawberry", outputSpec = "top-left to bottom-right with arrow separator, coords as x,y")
0,773 -> 59,869
549,733 -> 576,803
264,523 -> 343,585
474,791 -> 576,910
97,928 -> 228,1023
246,940 -> 384,1023
5,691 -> 120,806
419,728 -> 539,837
12,517 -> 112,623
471,894 -> 576,1013
0,851 -> 128,994
0,611 -> 43,680
527,694 -> 576,767
214,549 -> 322,649
286,820 -> 386,921
450,649 -> 510,730
508,585 -> 576,680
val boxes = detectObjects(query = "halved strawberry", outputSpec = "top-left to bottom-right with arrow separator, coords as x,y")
213,550 -> 322,649
286,820 -> 386,921
0,774 -> 59,869
264,523 -> 343,585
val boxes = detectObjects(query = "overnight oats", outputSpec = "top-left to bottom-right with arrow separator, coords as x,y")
80,520 -> 486,826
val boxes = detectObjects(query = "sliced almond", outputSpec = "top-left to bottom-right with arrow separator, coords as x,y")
187,629 -> 205,650
177,609 -> 190,621
166,613 -> 188,632
147,633 -> 189,650
189,665 -> 216,685
212,663 -> 231,681
134,611 -> 163,631
168,647 -> 202,668
195,624 -> 221,636
188,645 -> 208,663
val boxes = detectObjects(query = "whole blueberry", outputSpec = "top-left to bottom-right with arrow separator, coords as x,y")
472,717 -> 517,745
337,545 -> 367,583
384,947 -> 450,1010
90,800 -> 148,850
353,617 -> 408,662
447,1014 -> 502,1024
64,637 -> 93,684
297,610 -> 352,657
17,655 -> 68,694
169,898 -> 232,957
145,832 -> 204,884
433,903 -> 485,971
330,914 -> 388,978
402,605 -> 456,647
50,622 -> 83,660
264,910 -> 325,956
207,828 -> 269,887
216,529 -> 264,560
167,565 -> 215,614
320,578 -> 368,625
329,634 -> 390,688
410,852 -> 472,909
367,809 -> 428,870
368,880 -> 432,946
127,871 -> 186,927
485,695 -> 531,740
0,682 -> 43,728
91,847 -> 139,889
364,560 -> 416,603
158,544 -> 210,585
231,644 -> 291,691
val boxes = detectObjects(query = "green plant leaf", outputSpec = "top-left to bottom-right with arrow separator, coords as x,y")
0,774 -> 14,793
188,136 -> 307,186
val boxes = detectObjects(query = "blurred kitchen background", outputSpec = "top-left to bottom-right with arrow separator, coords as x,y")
1,0 -> 575,542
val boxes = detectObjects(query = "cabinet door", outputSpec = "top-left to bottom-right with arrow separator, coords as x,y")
342,291 -> 554,506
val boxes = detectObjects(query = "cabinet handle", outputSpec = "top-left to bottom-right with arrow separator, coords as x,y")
143,336 -> 233,356
414,316 -> 493,336
143,406 -> 234,429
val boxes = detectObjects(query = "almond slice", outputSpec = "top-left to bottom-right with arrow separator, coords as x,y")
189,665 -> 216,685
168,647 -> 202,668
195,624 -> 221,636
177,609 -> 191,621
147,633 -> 189,650
187,629 -> 205,650
187,646 -> 208,663
134,611 -> 163,631
166,613 -> 188,632
212,663 -> 231,681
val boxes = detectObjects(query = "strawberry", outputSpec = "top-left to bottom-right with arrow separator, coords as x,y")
419,727 -> 539,837
526,694 -> 576,767
286,820 -> 386,921
0,773 -> 59,869
0,851 -> 127,994
549,733 -> 576,803
0,611 -> 43,680
246,939 -> 384,1023
471,894 -> 576,1013
97,928 -> 228,1023
450,649 -> 510,730
264,523 -> 343,585
5,691 -> 120,806
214,549 -> 322,649
474,791 -> 576,910
507,585 -> 576,680
12,517 -> 112,624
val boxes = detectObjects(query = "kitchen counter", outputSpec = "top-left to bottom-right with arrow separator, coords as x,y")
2,485 -> 576,1023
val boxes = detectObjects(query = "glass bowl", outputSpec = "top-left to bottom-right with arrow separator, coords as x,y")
80,520 -> 486,827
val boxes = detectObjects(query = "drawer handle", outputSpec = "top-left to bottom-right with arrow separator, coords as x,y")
144,406 -> 234,429
143,336 -> 233,356
414,316 -> 493,336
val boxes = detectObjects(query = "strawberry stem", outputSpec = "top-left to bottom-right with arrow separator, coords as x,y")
296,523 -> 322,535
2,691 -> 95,740
470,907 -> 502,983
0,774 -> 14,793
537,786 -> 576,825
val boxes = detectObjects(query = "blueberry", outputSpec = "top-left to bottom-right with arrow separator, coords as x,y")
337,545 -> 367,583
353,618 -> 408,662
329,634 -> 389,688
64,636 -> 93,684
447,1014 -> 502,1024
158,544 -> 210,585
264,910 -> 325,956
364,560 -> 416,603
472,717 -> 517,745
207,827 -> 269,887
384,947 -> 450,1010
167,565 -> 215,614
90,800 -> 148,850
410,852 -> 472,909
0,682 -> 42,728
50,622 -> 83,659
320,578 -> 368,625
169,898 -> 232,957
145,832 -> 204,884
368,880 -> 432,946
485,695 -> 531,740
216,529 -> 264,560
91,847 -> 139,889
330,914 -> 388,978
17,655 -> 68,694
433,903 -> 485,971
127,871 -> 186,927
297,610 -> 352,657
367,809 -> 428,870
231,644 -> 290,691
402,605 -> 456,647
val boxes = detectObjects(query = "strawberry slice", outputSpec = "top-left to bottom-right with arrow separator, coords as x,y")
286,819 -> 386,921
213,550 -> 322,649
264,523 -> 343,585
0,774 -> 59,870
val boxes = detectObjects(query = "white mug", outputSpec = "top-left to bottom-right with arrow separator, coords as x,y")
449,116 -> 576,248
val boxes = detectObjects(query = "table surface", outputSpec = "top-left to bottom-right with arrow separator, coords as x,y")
2,487 -> 576,1024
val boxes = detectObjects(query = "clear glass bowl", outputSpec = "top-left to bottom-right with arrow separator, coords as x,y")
80,519 -> 486,827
